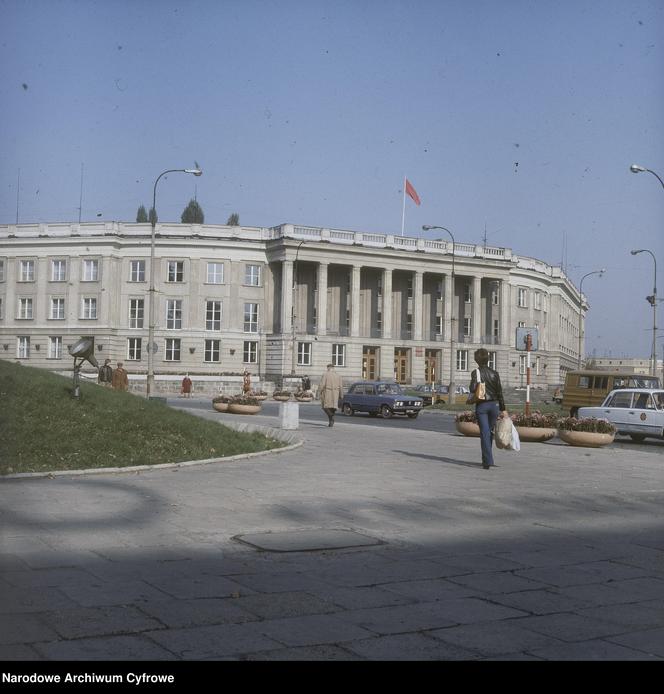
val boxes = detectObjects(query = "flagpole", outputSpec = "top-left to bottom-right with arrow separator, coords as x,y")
401,175 -> 406,236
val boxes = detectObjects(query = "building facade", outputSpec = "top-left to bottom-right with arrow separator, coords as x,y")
0,221 -> 586,392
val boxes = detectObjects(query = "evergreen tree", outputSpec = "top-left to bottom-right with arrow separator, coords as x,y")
181,199 -> 205,224
148,207 -> 158,225
136,205 -> 148,223
226,212 -> 240,226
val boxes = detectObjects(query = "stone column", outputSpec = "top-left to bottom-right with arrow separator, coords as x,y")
382,268 -> 392,339
473,275 -> 482,343
350,265 -> 361,337
316,262 -> 328,336
281,260 -> 293,335
500,279 -> 511,351
413,270 -> 423,341
444,273 -> 453,342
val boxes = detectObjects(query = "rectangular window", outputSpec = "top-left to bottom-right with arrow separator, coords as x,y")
491,287 -> 499,305
207,262 -> 224,284
127,337 -> 142,361
493,319 -> 499,338
519,355 -> 527,375
129,299 -> 144,329
167,260 -> 184,283
166,299 -> 182,329
243,341 -> 258,364
82,259 -> 99,281
407,277 -> 413,298
206,300 -> 222,331
81,297 -> 97,319
244,303 -> 259,333
332,343 -> 345,367
297,341 -> 312,366
518,288 -> 528,308
463,317 -> 471,337
165,338 -> 181,361
435,316 -> 443,335
0,259 -> 5,282
534,292 -> 541,310
19,260 -> 35,282
245,264 -> 261,286
518,321 -> 526,328
18,298 -> 33,319
0,297 -> 3,320
464,284 -> 471,303
205,339 -> 221,362
129,260 -> 145,282
48,336 -> 63,359
51,259 -> 67,282
17,336 -> 30,359
376,311 -> 382,332
456,349 -> 468,371
488,351 -> 496,370
51,298 -> 65,320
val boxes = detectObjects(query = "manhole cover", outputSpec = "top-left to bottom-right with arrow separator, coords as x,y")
233,529 -> 385,552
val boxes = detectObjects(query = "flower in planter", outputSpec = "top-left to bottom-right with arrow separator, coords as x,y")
250,390 -> 268,397
295,389 -> 312,398
510,411 -> 559,428
454,411 -> 477,423
273,390 -> 292,397
230,395 -> 260,406
557,416 -> 616,434
212,395 -> 233,404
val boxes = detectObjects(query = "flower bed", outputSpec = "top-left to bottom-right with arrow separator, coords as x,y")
557,416 -> 616,447
454,411 -> 480,437
510,411 -> 558,443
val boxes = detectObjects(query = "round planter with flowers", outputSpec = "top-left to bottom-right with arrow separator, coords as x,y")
212,396 -> 232,412
454,412 -> 481,437
273,391 -> 292,402
557,417 -> 616,448
227,395 -> 262,415
511,411 -> 559,443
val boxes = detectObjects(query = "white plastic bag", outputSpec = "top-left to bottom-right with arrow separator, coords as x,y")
509,420 -> 521,452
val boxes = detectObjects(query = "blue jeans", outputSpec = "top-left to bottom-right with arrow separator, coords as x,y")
476,400 -> 500,467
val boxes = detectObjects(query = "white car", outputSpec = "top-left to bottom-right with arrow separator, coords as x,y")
578,388 -> 664,443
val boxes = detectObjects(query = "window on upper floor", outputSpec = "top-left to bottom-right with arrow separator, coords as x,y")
166,299 -> 182,329
51,259 -> 67,282
18,297 -> 33,320
206,300 -> 222,331
518,287 -> 528,308
167,260 -> 184,283
245,264 -> 261,286
129,260 -> 145,282
19,260 -> 35,282
206,262 -> 224,284
82,259 -> 99,282
50,297 -> 65,320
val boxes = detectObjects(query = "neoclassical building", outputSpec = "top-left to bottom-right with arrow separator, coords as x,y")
0,221 -> 586,391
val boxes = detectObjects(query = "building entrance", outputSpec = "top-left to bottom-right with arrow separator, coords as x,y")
362,347 -> 379,380
394,348 -> 409,383
425,349 -> 440,383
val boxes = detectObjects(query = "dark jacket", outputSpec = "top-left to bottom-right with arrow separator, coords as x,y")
98,364 -> 113,384
469,366 -> 505,411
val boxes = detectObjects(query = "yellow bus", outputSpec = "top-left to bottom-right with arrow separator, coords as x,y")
562,371 -> 661,416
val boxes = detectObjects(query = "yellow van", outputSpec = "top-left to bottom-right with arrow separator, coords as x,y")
562,371 -> 661,416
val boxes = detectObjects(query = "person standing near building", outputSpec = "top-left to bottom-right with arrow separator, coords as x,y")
243,369 -> 252,394
318,363 -> 343,427
469,348 -> 507,469
181,374 -> 192,398
98,358 -> 113,388
112,362 -> 129,392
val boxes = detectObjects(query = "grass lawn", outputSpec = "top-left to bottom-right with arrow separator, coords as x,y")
0,360 -> 285,475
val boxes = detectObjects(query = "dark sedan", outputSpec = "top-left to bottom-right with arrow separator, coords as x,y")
340,381 -> 424,419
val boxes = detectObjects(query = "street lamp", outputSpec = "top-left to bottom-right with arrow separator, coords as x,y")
630,164 -> 664,190
422,225 -> 456,400
147,167 -> 202,398
631,248 -> 658,377
577,269 -> 605,369
291,240 -> 305,378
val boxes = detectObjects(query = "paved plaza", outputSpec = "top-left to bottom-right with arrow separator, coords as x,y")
2,402 -> 664,661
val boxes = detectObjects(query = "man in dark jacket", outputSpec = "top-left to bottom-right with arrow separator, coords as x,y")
469,348 -> 508,469
98,359 -> 113,387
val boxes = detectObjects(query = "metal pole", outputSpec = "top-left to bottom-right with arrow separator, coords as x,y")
577,269 -> 604,369
525,332 -> 532,416
147,167 -> 202,398
291,240 -> 305,380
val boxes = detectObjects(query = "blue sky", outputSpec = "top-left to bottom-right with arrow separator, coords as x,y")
1,0 -> 662,359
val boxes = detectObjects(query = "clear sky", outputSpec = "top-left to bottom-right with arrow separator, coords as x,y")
1,0 -> 662,360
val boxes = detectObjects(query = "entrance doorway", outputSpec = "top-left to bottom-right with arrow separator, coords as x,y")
425,349 -> 439,383
394,348 -> 409,383
362,346 -> 379,380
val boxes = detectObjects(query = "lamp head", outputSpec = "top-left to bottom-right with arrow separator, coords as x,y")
185,168 -> 203,176
630,164 -> 646,174
422,225 -> 433,231
631,249 -> 641,255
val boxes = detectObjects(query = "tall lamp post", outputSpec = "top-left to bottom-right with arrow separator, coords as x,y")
630,164 -> 664,190
631,248 -> 658,377
291,240 -> 305,378
422,225 -> 456,400
147,167 -> 202,398
577,269 -> 605,369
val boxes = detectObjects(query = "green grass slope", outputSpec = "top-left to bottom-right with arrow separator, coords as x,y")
0,360 -> 284,475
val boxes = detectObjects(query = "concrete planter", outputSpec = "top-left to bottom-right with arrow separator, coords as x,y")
212,402 -> 229,412
515,426 -> 557,443
558,429 -> 615,448
228,403 -> 262,415
273,395 -> 291,402
295,396 -> 313,402
455,421 -> 480,437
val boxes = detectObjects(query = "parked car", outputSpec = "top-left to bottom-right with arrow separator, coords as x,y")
578,388 -> 664,443
341,381 -> 424,418
412,383 -> 469,405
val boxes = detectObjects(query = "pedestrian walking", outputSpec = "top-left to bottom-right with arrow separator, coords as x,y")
98,358 -> 113,388
469,348 -> 507,469
318,363 -> 343,427
243,369 -> 252,394
180,374 -> 192,398
112,361 -> 129,391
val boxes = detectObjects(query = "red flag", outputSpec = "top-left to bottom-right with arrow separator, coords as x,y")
405,178 -> 421,206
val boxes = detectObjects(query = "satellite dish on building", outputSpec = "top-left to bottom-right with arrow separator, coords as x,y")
68,337 -> 98,398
